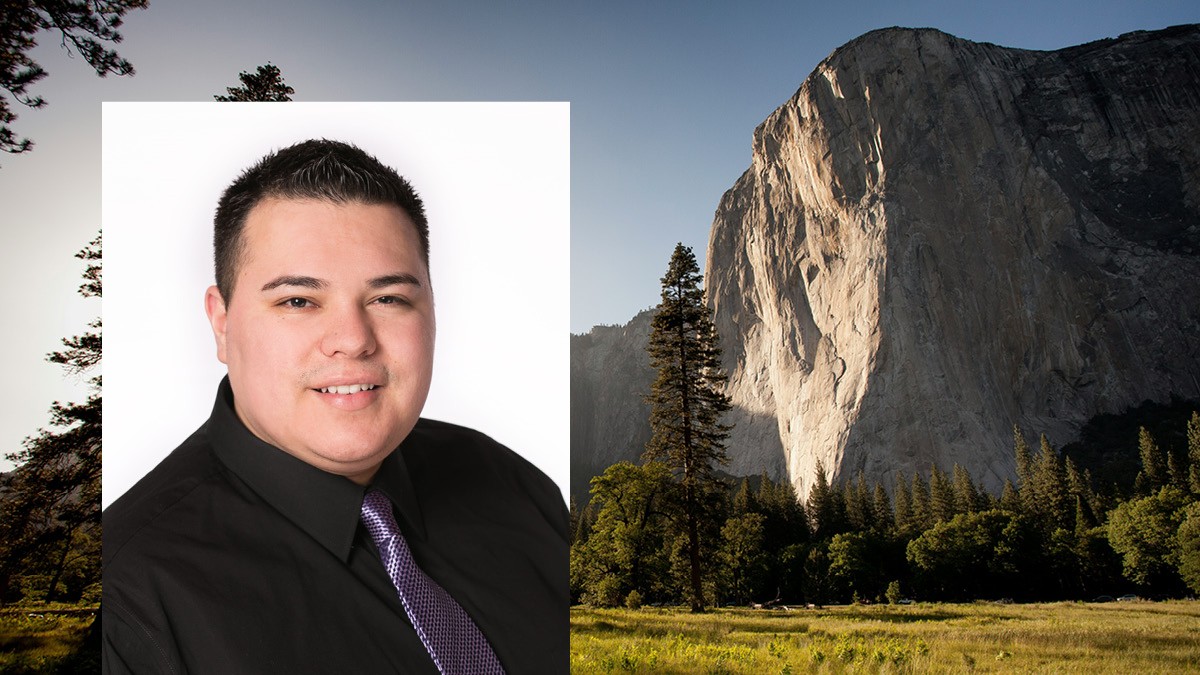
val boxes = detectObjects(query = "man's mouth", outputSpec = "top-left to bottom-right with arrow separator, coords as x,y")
315,384 -> 378,395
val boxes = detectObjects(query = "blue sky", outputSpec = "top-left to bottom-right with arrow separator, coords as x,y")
1,1 -> 1197,469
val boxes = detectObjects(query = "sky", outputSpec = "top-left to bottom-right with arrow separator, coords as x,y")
1,0 -> 1197,471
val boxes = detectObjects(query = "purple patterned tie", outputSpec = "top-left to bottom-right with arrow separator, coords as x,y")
360,489 -> 505,675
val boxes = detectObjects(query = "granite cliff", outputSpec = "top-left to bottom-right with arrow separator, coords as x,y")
709,24 -> 1200,498
572,25 -> 1200,503
570,309 -> 657,503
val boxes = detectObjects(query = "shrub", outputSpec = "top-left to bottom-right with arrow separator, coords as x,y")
625,590 -> 644,610
886,580 -> 903,604
584,576 -> 623,608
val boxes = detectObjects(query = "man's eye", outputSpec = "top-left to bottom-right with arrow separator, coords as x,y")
283,297 -> 310,309
375,296 -> 406,306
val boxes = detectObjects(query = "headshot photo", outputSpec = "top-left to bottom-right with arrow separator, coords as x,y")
100,102 -> 569,673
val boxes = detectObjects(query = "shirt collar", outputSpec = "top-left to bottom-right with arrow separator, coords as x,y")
208,376 -> 427,561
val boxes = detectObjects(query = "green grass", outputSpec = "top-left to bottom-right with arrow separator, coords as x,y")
571,600 -> 1200,674
0,603 -> 98,674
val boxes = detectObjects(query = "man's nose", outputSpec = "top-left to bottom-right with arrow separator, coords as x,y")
320,304 -> 377,358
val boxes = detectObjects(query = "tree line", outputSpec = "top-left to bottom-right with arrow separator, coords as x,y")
570,244 -> 1200,610
572,414 -> 1200,609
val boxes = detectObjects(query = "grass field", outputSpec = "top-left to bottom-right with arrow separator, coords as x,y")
571,600 -> 1200,673
0,604 -> 98,674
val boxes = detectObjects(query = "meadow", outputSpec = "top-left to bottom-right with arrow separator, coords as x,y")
0,604 -> 98,674
571,600 -> 1200,674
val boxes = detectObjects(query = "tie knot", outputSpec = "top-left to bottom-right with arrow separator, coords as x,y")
361,489 -> 399,545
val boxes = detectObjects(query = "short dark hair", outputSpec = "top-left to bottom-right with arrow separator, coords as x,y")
213,139 -> 428,302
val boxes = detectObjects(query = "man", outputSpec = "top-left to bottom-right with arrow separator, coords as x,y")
102,140 -> 568,673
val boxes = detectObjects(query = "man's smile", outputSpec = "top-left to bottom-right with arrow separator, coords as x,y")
316,384 -> 377,394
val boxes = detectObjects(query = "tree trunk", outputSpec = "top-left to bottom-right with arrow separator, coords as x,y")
43,532 -> 74,602
687,482 -> 704,612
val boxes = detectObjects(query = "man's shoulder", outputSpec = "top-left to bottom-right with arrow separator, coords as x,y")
403,418 -> 567,538
404,417 -> 550,484
102,423 -> 227,568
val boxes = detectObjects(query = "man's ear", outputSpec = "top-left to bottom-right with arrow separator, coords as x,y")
205,285 -> 230,365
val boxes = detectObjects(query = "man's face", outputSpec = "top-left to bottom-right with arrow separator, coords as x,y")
205,197 -> 435,483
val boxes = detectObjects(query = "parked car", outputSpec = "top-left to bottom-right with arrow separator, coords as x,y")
1117,594 -> 1139,602
1090,595 -> 1115,603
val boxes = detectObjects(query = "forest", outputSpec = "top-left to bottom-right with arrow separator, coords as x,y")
571,415 -> 1200,609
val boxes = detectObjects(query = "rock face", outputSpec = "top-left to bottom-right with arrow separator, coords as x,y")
570,309 -> 657,503
707,25 -> 1200,499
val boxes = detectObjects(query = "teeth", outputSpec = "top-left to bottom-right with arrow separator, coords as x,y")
319,384 -> 376,394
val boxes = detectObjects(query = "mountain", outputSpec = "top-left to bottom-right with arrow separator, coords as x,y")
571,24 -> 1200,503
708,24 -> 1200,498
570,309 -> 657,504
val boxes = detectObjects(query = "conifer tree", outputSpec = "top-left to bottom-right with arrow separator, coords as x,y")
1014,425 -> 1034,511
1188,412 -> 1200,496
643,243 -> 732,612
1063,456 -> 1098,528
1033,435 -> 1071,531
1136,426 -> 1167,495
1073,495 -> 1094,534
0,234 -> 101,602
872,482 -> 893,533
999,479 -> 1021,513
732,477 -> 756,517
952,464 -> 981,514
842,472 -> 871,532
755,472 -> 775,508
213,63 -> 295,102
929,465 -> 956,524
1064,456 -> 1086,501
807,460 -> 842,539
893,471 -> 913,534
1167,445 -> 1187,492
1,0 -> 146,155
910,473 -> 931,532
760,476 -> 808,545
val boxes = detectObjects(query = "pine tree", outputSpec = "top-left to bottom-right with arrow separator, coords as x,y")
643,243 -> 732,612
1073,495 -> 1094,534
755,473 -> 775,509
732,478 -> 756,517
999,479 -> 1021,513
1033,434 -> 1071,531
893,471 -> 913,534
214,63 -> 295,102
872,482 -> 893,533
0,234 -> 101,602
1188,412 -> 1200,496
1137,426 -> 1167,495
929,465 -> 956,524
1014,425 -> 1034,511
763,476 -> 809,545
807,460 -> 840,539
910,473 -> 931,532
1167,445 -> 1187,492
1,0 -> 146,155
843,472 -> 871,532
1063,456 -> 1097,528
952,464 -> 981,514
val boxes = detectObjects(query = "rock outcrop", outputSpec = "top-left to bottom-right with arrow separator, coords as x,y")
707,25 -> 1200,498
570,309 -> 657,503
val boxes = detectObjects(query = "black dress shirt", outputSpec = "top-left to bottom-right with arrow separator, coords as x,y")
102,378 -> 568,674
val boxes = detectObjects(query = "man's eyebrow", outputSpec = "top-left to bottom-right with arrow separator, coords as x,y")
261,275 -> 327,292
369,273 -> 423,289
